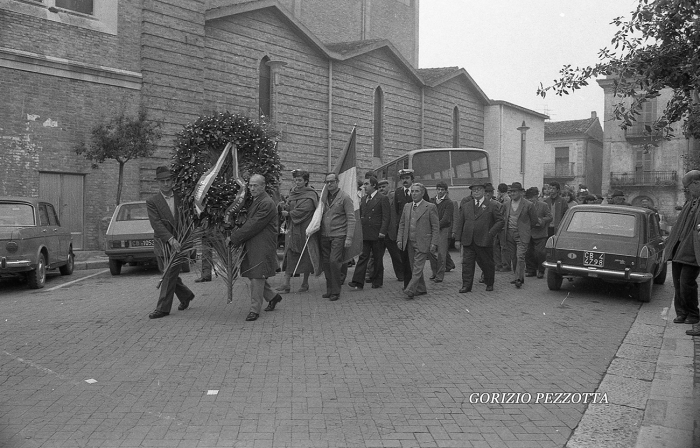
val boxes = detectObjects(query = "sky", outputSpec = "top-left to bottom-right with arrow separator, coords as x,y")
419,0 -> 640,122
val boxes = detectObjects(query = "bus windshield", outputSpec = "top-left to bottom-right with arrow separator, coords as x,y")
412,150 -> 489,187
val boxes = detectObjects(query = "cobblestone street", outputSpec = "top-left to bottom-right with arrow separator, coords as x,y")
0,254 -> 678,447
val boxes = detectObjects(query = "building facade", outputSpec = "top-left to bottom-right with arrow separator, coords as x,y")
543,112 -> 603,195
484,101 -> 548,189
598,77 -> 692,225
1,0 -> 491,250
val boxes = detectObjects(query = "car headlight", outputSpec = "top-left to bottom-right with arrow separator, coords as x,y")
5,241 -> 18,253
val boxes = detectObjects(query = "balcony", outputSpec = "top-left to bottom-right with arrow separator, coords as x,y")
609,171 -> 678,187
543,163 -> 576,180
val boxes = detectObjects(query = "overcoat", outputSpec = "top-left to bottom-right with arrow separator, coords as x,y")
360,192 -> 390,240
146,192 -> 181,257
454,197 -> 504,247
502,198 -> 538,244
230,191 -> 279,279
397,200 -> 440,253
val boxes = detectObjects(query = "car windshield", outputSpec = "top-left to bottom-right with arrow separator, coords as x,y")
0,203 -> 35,226
566,211 -> 637,237
116,203 -> 149,221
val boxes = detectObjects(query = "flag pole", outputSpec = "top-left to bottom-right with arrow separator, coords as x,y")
292,235 -> 311,276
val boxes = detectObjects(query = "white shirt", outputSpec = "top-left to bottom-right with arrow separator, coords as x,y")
161,191 -> 175,217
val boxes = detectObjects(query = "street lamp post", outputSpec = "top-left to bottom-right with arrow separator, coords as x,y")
517,120 -> 530,185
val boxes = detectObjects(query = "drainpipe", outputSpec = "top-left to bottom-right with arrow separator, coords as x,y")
327,60 -> 333,172
498,106 -> 503,183
420,86 -> 425,147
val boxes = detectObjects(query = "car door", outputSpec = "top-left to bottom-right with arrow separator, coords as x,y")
39,203 -> 60,266
47,203 -> 71,263
647,213 -> 664,274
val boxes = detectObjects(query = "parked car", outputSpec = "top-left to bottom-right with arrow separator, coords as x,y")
0,197 -> 74,288
105,201 -> 192,275
543,205 -> 667,302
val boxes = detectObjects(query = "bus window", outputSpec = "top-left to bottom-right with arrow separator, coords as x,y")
385,162 -> 397,188
412,150 -> 450,187
451,150 -> 489,186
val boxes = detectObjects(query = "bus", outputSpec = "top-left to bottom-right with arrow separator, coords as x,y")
373,147 -> 492,204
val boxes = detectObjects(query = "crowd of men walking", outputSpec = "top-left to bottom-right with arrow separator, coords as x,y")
144,164 -> 700,341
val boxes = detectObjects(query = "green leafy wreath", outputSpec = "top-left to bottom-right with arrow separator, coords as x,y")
170,112 -> 282,230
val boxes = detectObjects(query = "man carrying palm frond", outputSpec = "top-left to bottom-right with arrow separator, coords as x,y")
146,166 -> 196,319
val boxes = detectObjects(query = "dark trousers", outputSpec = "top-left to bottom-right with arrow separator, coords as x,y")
352,239 -> 385,286
525,237 -> 547,274
384,238 -> 404,281
156,256 -> 194,313
671,262 -> 700,320
321,236 -> 345,296
446,251 -> 455,271
461,244 -> 495,290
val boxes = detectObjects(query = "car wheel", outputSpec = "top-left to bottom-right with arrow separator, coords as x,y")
27,253 -> 47,289
636,279 -> 653,303
59,251 -> 74,275
109,259 -> 122,275
653,262 -> 667,285
547,268 -> 563,291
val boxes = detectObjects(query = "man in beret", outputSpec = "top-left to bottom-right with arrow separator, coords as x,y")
146,166 -> 195,319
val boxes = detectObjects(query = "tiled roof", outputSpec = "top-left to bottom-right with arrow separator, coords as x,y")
545,117 -> 597,137
416,67 -> 460,84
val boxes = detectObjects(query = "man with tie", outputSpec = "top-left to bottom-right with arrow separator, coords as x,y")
394,168 -> 430,288
349,176 -> 390,289
663,170 -> 700,329
378,179 -> 404,281
397,183 -> 439,299
454,183 -> 504,293
146,166 -> 195,319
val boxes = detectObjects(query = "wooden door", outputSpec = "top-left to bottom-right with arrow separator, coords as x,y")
39,173 -> 85,249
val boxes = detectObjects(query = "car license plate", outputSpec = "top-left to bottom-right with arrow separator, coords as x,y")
130,239 -> 154,247
584,251 -> 604,267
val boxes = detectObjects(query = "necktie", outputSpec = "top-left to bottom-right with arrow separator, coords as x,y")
405,188 -> 409,197
413,203 -> 418,210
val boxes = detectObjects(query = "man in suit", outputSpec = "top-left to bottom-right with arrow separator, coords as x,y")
378,179 -> 404,282
524,187 -> 552,279
320,172 -> 356,301
493,182 -> 511,271
545,181 -> 568,237
503,182 -> 539,288
397,183 -> 439,299
454,183 -> 504,293
429,181 -> 454,283
349,176 -> 390,289
229,174 -> 283,322
394,169 -> 430,289
146,166 -> 195,319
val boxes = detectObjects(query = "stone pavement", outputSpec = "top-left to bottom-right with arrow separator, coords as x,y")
0,250 -> 698,447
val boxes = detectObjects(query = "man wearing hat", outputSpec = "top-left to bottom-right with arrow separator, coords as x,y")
524,187 -> 552,279
428,181 -> 454,283
146,166 -> 196,319
502,182 -> 538,288
378,179 -> 404,281
394,168 -> 430,288
454,183 -> 504,293
611,190 -> 631,205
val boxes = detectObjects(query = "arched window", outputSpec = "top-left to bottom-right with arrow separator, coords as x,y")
373,87 -> 384,158
259,56 -> 271,119
452,106 -> 460,147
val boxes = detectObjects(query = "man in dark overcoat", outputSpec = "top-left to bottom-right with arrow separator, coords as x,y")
349,176 -> 390,289
146,166 -> 196,319
454,183 -> 504,293
524,187 -> 552,279
229,174 -> 283,322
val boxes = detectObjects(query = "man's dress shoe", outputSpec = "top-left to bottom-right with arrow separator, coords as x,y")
264,294 -> 283,311
459,287 -> 471,293
485,285 -> 494,291
149,310 -> 169,319
178,295 -> 195,311
673,316 -> 688,324
194,276 -> 211,283
245,312 -> 259,321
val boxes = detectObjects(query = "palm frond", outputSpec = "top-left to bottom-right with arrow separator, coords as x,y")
155,206 -> 204,289
203,235 -> 246,303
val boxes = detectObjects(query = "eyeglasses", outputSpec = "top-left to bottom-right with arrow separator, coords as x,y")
325,180 -> 338,184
